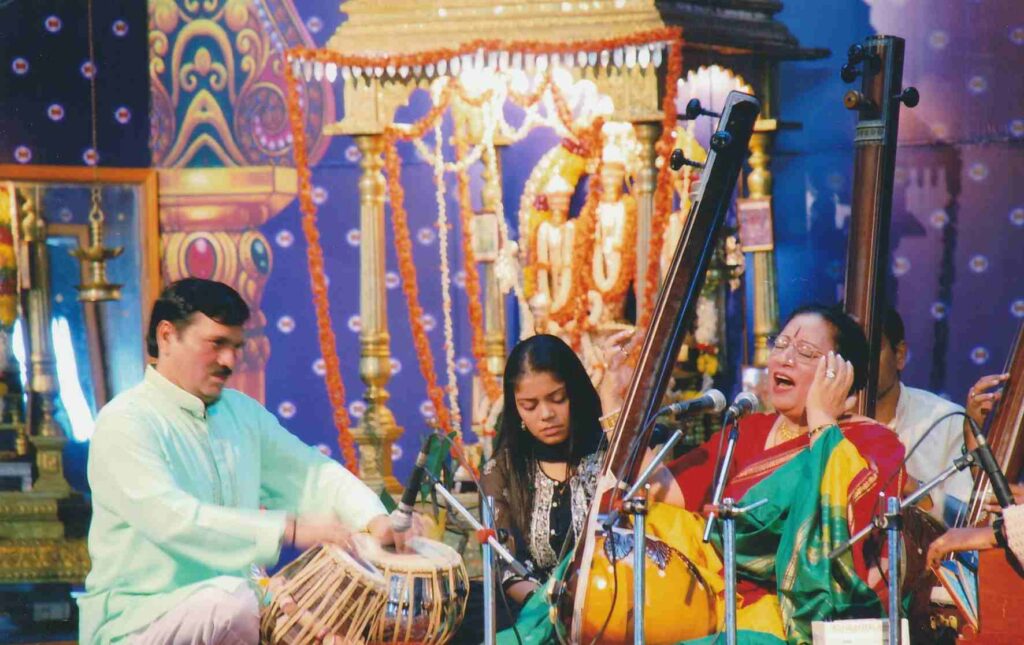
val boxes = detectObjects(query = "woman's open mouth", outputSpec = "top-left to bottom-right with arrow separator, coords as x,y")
772,373 -> 796,391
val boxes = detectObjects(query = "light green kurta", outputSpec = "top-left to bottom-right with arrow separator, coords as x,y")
78,366 -> 386,644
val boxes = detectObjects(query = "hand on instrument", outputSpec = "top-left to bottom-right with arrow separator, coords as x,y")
983,483 -> 1024,514
597,328 -> 639,414
966,372 -> 1008,429
292,515 -> 356,552
804,351 -> 856,430
369,512 -> 426,553
926,527 -> 997,570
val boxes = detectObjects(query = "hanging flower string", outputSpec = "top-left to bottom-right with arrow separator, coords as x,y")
283,63 -> 358,468
284,28 -> 684,464
432,119 -> 463,433
383,94 -> 481,477
287,29 -> 682,79
638,37 -> 684,333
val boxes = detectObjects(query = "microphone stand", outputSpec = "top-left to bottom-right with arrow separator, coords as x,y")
482,495 -> 497,645
619,426 -> 688,644
702,496 -> 769,645
827,451 -> 977,645
703,417 -> 740,543
699,415 -> 767,645
423,471 -> 532,643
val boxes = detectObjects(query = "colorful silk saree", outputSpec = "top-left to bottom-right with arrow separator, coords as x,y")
498,414 -> 906,645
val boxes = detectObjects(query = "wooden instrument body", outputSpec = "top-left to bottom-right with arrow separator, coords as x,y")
555,90 -> 761,644
954,549 -> 1024,644
554,528 -> 717,644
951,322 -> 1024,640
841,35 -> 911,417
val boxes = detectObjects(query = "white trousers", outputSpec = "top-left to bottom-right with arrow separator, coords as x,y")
129,584 -> 260,645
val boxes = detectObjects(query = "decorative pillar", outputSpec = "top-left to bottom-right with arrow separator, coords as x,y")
473,139 -> 507,457
744,122 -> 781,367
19,192 -> 70,498
632,122 -> 662,320
349,134 -> 403,495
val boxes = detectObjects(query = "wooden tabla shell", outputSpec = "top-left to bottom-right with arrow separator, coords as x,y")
261,543 -> 387,644
352,534 -> 469,645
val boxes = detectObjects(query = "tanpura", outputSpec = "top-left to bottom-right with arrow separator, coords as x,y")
552,90 -> 760,644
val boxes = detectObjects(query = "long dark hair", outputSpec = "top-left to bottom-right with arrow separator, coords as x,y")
784,304 -> 870,393
493,334 -> 604,535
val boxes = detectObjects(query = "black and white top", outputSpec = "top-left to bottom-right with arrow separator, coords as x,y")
481,451 -> 602,590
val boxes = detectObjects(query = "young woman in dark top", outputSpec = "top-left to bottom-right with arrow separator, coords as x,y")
481,332 -> 631,606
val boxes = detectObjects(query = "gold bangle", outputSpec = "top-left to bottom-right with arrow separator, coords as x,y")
809,423 -> 837,438
600,409 -> 621,432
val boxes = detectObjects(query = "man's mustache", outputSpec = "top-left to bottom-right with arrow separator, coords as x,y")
212,367 -> 233,379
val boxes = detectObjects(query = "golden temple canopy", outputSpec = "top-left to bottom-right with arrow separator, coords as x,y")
326,0 -> 667,57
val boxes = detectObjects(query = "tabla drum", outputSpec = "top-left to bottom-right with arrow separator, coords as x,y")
260,543 -> 387,644
352,533 -> 470,645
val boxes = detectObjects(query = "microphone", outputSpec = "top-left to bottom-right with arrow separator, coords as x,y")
966,422 -> 1016,508
393,434 -> 436,532
723,392 -> 759,424
655,389 -> 726,418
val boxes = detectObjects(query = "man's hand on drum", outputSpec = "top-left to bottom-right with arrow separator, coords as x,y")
291,515 -> 356,552
368,511 -> 427,553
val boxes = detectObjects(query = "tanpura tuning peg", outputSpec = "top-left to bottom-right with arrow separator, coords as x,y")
684,98 -> 721,120
710,130 -> 732,152
840,62 -> 860,84
895,86 -> 920,108
847,44 -> 866,65
669,149 -> 705,171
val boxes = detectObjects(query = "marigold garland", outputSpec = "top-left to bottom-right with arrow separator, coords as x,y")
380,82 -> 481,474
638,37 -> 684,333
284,28 -> 684,468
283,63 -> 358,468
287,29 -> 682,79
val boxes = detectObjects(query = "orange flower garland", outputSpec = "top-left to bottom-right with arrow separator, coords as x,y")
287,29 -> 682,80
381,91 -> 456,439
452,118 -> 502,404
638,37 -> 684,332
283,63 -> 358,468
284,28 -> 684,466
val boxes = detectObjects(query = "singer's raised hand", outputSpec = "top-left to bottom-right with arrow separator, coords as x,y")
804,351 -> 856,431
597,328 -> 639,414
292,515 -> 356,552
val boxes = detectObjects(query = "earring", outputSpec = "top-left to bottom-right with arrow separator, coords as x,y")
521,421 -> 528,433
